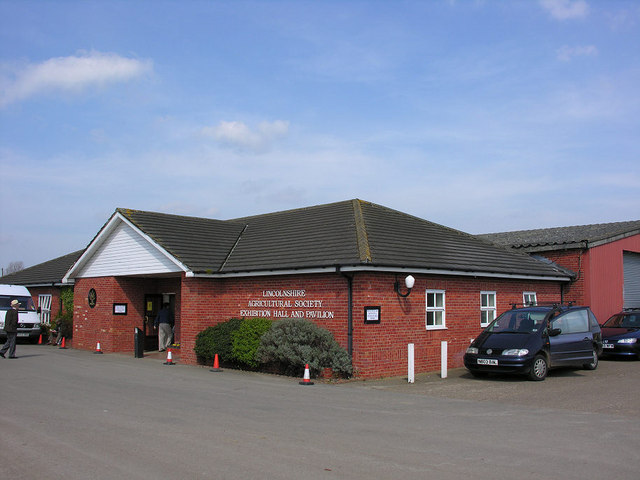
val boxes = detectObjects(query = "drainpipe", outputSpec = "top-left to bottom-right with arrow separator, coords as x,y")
338,267 -> 353,356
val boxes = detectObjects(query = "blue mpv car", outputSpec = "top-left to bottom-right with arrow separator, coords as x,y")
464,305 -> 602,381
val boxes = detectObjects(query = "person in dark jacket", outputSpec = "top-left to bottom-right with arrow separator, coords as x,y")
1,299 -> 19,358
154,303 -> 174,352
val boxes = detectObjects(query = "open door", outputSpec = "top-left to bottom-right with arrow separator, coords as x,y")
144,294 -> 163,351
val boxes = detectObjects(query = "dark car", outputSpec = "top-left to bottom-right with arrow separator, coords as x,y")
464,305 -> 602,381
601,308 -> 640,359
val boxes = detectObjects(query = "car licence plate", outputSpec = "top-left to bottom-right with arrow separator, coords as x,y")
603,343 -> 614,349
477,358 -> 498,366
17,332 -> 29,337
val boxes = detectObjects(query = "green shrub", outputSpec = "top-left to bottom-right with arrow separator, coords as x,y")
53,310 -> 73,339
52,287 -> 75,339
194,326 -> 216,365
256,318 -> 352,378
231,317 -> 273,368
194,317 -> 243,365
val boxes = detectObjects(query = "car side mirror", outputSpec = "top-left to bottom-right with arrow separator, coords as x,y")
549,328 -> 562,337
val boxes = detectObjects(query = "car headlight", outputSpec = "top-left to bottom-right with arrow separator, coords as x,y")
618,338 -> 638,344
466,347 -> 479,354
502,349 -> 529,356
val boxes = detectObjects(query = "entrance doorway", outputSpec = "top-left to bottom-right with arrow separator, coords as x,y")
144,294 -> 162,351
143,293 -> 176,351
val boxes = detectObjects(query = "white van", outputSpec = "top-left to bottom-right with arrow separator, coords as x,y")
0,284 -> 41,343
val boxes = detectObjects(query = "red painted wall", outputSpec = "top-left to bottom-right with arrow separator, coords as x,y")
540,234 -> 640,322
589,235 -> 640,321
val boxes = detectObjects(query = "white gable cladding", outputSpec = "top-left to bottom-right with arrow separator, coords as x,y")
75,221 -> 183,278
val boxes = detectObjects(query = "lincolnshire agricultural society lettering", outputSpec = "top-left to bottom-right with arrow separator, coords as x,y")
239,288 -> 335,319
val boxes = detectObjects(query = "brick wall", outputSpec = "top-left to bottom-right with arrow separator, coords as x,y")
73,276 -> 181,353
177,271 -> 562,378
72,271 -> 563,378
27,285 -> 65,320
538,249 -> 586,306
178,273 -> 349,365
350,272 -> 562,378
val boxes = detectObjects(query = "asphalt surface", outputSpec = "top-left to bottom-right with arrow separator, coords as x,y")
1,344 -> 639,480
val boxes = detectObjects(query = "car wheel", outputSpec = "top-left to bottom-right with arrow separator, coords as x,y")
583,348 -> 598,370
528,355 -> 548,381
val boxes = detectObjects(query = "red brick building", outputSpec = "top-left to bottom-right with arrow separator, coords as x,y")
61,200 -> 574,378
480,221 -> 640,323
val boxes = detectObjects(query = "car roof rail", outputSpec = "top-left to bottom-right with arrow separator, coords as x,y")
510,301 -> 575,309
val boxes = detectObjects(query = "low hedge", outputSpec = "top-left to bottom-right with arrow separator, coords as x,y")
194,317 -> 352,378
231,317 -> 273,368
194,317 -> 243,365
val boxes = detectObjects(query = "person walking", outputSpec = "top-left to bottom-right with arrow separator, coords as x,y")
154,303 -> 174,352
1,299 -> 20,359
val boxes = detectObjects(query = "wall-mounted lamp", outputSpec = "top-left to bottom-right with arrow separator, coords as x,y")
394,275 -> 415,298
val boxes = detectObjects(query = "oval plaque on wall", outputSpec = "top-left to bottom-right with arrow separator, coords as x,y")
88,288 -> 97,308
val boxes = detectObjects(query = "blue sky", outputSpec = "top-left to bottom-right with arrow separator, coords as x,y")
1,0 -> 639,270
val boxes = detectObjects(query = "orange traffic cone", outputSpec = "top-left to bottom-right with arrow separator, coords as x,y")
210,353 -> 223,372
299,363 -> 314,385
163,348 -> 175,365
94,342 -> 103,354
38,334 -> 42,345
59,337 -> 67,349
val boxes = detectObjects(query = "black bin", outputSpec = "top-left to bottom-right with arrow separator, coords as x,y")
134,327 -> 144,358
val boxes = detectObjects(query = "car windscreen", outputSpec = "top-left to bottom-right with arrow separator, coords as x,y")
0,295 -> 36,311
487,310 -> 547,333
603,313 -> 640,328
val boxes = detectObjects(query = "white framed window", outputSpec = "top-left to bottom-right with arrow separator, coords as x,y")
480,291 -> 496,327
523,292 -> 537,307
38,294 -> 52,325
426,290 -> 446,330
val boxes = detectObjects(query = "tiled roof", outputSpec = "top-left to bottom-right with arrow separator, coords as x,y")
479,220 -> 640,252
119,209 -> 246,273
0,250 -> 84,286
118,199 -> 572,279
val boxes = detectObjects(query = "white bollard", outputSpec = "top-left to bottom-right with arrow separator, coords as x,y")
441,341 -> 448,379
408,343 -> 415,384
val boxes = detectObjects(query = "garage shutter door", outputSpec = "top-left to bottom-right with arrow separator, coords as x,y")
624,251 -> 640,308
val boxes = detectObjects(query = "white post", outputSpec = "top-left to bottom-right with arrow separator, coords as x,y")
408,343 -> 415,384
441,341 -> 448,379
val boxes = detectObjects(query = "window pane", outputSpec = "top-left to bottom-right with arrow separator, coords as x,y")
427,311 -> 434,326
435,293 -> 443,308
563,310 -> 589,333
427,293 -> 434,308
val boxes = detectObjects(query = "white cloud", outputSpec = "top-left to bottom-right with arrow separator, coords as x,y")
540,0 -> 589,20
0,51 -> 152,106
201,120 -> 289,153
556,44 -> 598,61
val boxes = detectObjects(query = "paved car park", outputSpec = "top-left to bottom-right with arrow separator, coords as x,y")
1,344 -> 639,480
354,357 -> 640,417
